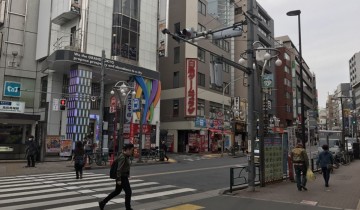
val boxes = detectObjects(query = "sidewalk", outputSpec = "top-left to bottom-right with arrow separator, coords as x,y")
228,160 -> 360,210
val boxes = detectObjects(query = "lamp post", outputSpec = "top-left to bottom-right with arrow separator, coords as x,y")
239,42 -> 282,187
287,10 -> 306,148
110,81 -> 136,155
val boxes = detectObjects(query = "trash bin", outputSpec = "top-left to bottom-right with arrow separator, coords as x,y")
159,150 -> 165,161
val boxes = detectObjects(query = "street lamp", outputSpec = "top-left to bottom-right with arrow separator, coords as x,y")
238,41 -> 282,188
111,81 -> 136,157
287,9 -> 306,148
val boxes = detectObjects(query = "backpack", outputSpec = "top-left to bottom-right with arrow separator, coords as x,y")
109,158 -> 119,179
292,148 -> 304,162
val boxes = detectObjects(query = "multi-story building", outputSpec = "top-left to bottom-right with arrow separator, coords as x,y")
1,0 -> 161,160
275,36 -> 317,129
349,52 -> 360,108
233,0 -> 276,119
0,0 -> 40,159
318,107 -> 327,130
326,94 -> 337,130
159,0 -> 235,153
332,83 -> 353,135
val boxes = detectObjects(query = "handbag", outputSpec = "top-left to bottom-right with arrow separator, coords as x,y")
306,168 -> 316,181
327,164 -> 333,170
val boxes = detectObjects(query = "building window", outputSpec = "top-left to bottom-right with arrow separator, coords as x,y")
197,100 -> 205,116
198,1 -> 206,15
210,104 -> 221,119
70,26 -> 76,46
173,100 -> 179,117
40,76 -> 48,108
198,48 -> 205,62
173,71 -> 179,88
111,0 -> 140,61
198,72 -> 205,87
174,47 -> 180,64
223,82 -> 230,94
174,22 -> 180,33
223,63 -> 230,73
198,23 -> 206,32
284,52 -> 290,60
284,66 -> 289,73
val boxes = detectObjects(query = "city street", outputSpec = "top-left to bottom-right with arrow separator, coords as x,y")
0,155 -> 247,210
1,155 -> 360,210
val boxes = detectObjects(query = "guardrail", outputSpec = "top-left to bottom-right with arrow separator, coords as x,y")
230,164 -> 260,193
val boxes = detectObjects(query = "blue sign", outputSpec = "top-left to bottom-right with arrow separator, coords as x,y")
195,117 -> 207,128
4,81 -> 21,97
133,98 -> 140,112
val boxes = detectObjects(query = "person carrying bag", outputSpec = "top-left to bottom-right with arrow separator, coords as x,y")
316,144 -> 334,187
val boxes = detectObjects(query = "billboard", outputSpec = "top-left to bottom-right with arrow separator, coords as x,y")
185,59 -> 198,117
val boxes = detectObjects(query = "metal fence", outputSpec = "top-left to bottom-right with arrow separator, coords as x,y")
230,164 -> 260,193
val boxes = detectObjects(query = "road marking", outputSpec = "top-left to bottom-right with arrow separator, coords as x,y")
132,164 -> 241,178
300,200 -> 318,206
92,182 -> 159,192
0,188 -> 65,198
2,196 -> 94,210
164,204 -> 205,210
0,191 -> 79,204
0,184 -> 53,193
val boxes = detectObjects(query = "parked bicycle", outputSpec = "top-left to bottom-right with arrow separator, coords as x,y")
141,148 -> 160,161
225,145 -> 241,156
88,151 -> 107,166
335,151 -> 350,166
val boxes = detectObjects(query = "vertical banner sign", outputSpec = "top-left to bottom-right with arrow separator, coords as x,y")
53,98 -> 59,111
109,96 -> 117,113
185,58 -> 198,117
125,84 -> 133,124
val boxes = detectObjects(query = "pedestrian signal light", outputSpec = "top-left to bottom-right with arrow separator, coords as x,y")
60,99 -> 66,110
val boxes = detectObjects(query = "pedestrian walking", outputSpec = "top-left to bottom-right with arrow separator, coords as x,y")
316,144 -> 334,187
99,144 -> 134,210
25,136 -> 38,167
161,141 -> 169,161
73,141 -> 85,179
291,142 -> 309,191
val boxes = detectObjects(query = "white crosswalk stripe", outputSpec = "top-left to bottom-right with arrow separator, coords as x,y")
0,171 -> 197,210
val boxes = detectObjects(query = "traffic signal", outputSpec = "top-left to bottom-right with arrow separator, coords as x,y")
173,28 -> 197,42
353,119 -> 356,124
60,99 -> 66,110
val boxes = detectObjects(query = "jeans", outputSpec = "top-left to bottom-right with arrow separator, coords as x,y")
102,176 -> 132,209
27,155 -> 35,167
321,167 -> 331,186
294,164 -> 307,190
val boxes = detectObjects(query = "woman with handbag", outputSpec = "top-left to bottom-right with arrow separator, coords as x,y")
316,144 -> 334,187
73,141 -> 85,179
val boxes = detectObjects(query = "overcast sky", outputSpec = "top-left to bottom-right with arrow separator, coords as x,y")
256,0 -> 360,108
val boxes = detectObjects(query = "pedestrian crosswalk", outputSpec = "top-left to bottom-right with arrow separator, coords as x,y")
0,171 -> 197,210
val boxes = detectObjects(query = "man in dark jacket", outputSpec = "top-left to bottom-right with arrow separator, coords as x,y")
316,144 -> 334,187
291,142 -> 309,191
161,141 -> 169,161
25,136 -> 38,167
99,144 -> 134,210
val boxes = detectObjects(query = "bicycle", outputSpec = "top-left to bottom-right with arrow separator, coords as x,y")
147,148 -> 160,161
88,152 -> 107,166
335,151 -> 350,166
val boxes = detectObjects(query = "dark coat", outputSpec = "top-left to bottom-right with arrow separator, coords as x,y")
316,150 -> 334,168
26,140 -> 38,156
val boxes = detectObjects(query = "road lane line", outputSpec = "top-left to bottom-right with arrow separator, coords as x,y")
0,191 -> 79,204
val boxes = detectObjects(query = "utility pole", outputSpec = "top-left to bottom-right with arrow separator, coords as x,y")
138,99 -> 144,163
99,50 -> 105,154
247,0 -> 256,192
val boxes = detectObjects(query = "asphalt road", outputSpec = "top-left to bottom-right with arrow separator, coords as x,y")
93,155 -> 248,192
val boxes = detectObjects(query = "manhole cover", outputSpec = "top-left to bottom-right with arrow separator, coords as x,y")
301,200 -> 318,206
